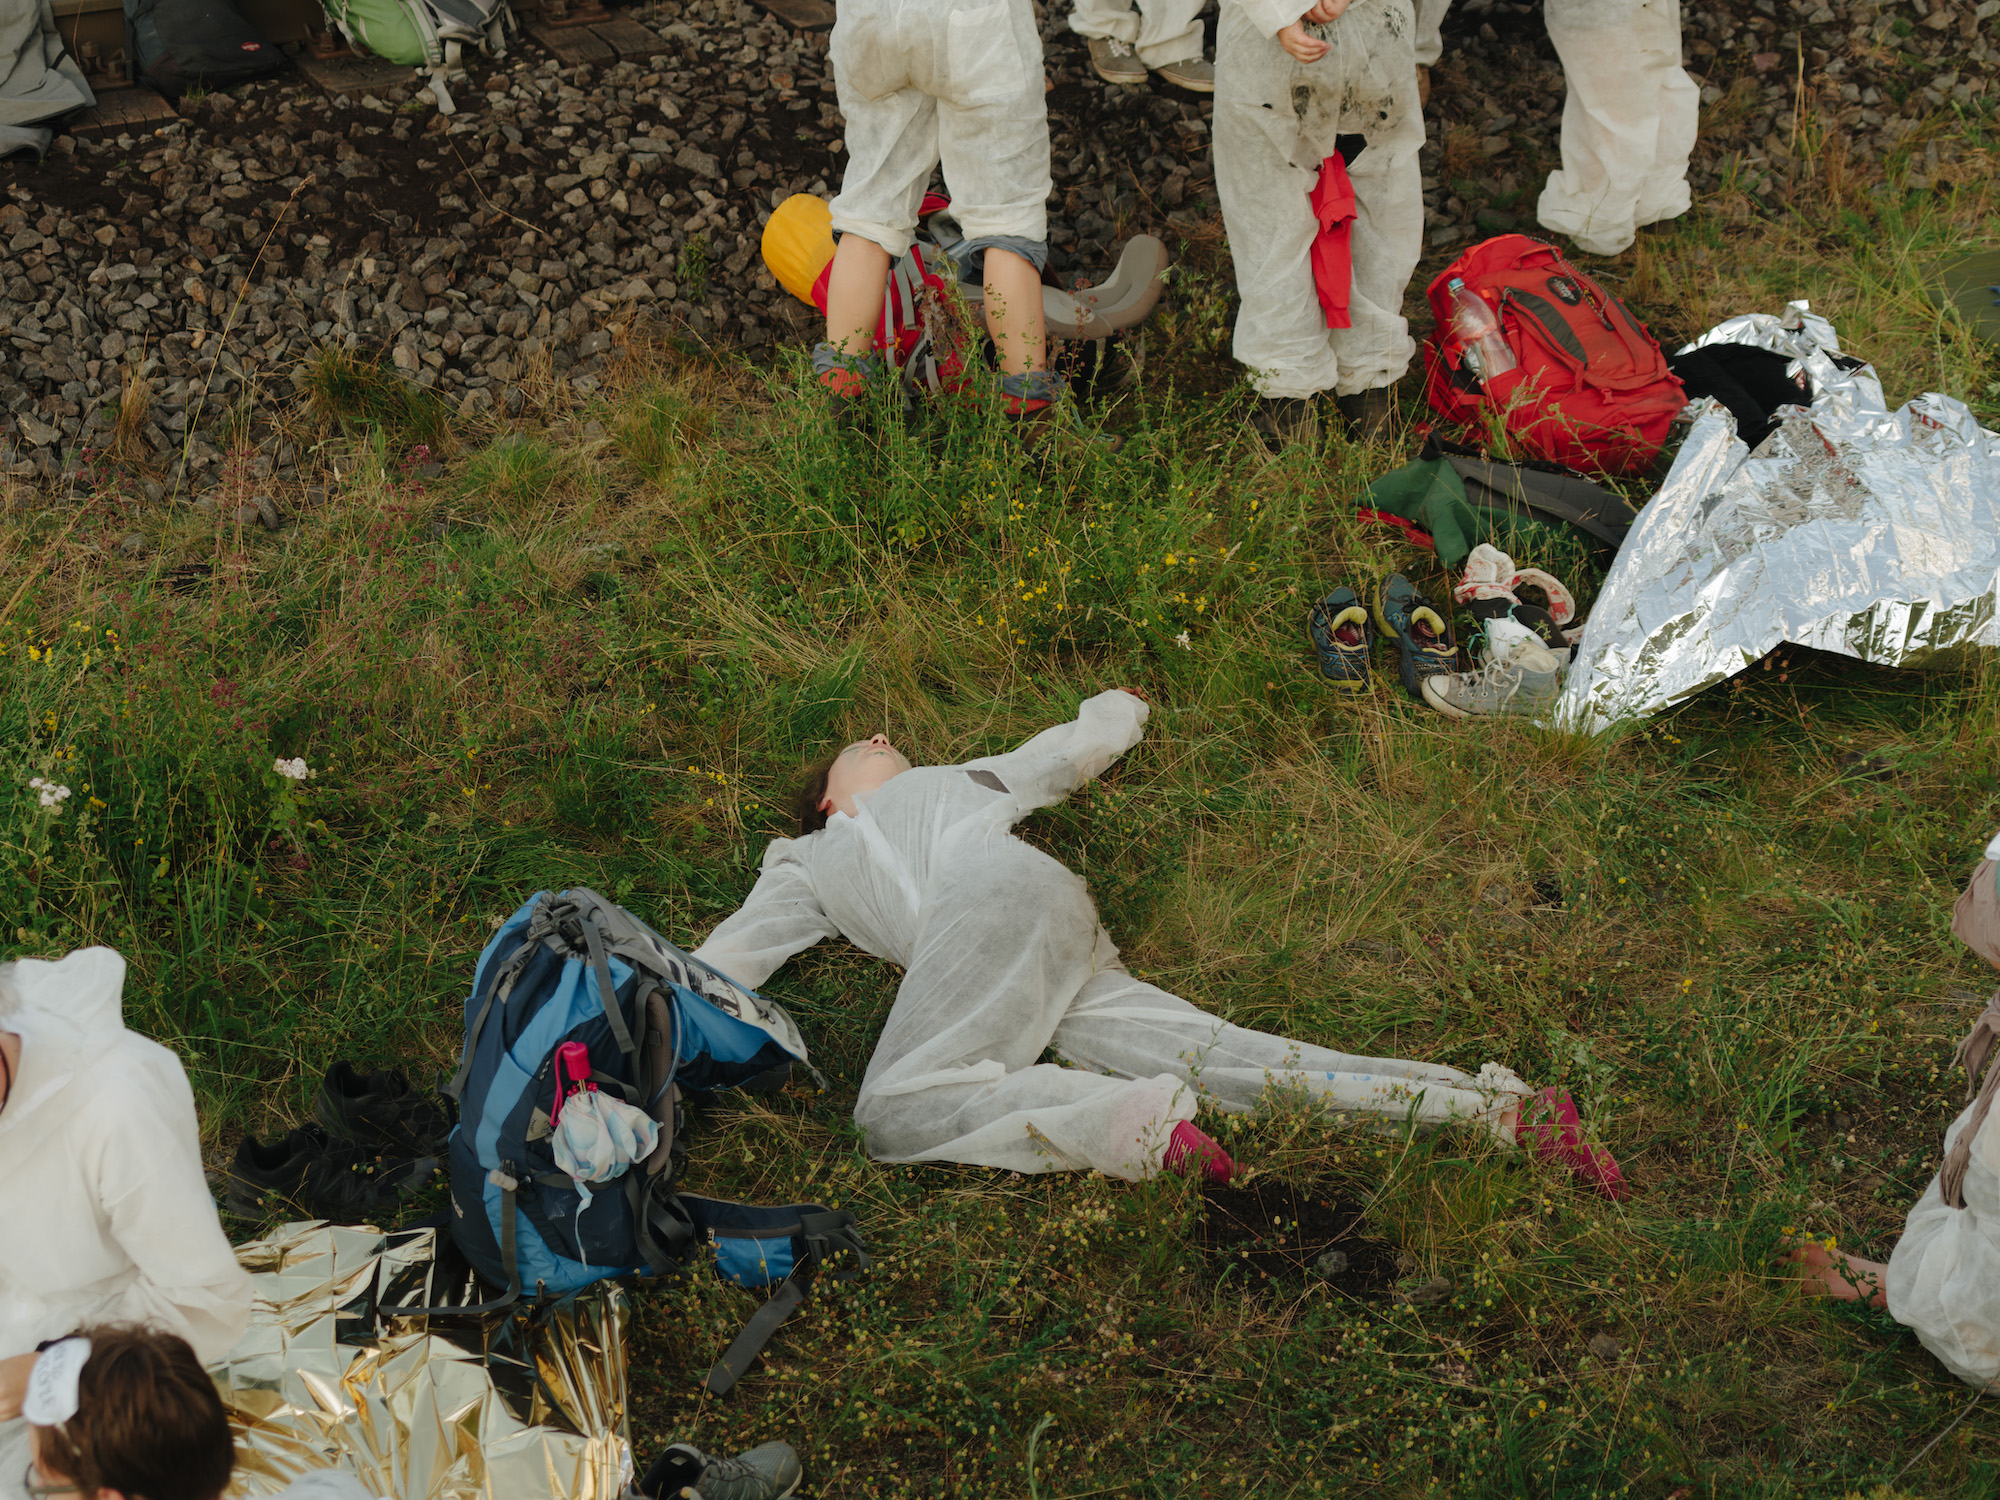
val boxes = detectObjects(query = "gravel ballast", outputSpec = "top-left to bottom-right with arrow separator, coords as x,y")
0,0 -> 1988,489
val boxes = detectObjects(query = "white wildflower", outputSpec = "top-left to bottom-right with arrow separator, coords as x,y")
1174,630 -> 1192,650
273,757 -> 312,781
29,776 -> 72,810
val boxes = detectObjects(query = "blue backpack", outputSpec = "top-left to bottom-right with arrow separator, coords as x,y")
439,888 -> 867,1393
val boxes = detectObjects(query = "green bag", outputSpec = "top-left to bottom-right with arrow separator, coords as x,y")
321,0 -> 514,111
1357,453 -> 1638,571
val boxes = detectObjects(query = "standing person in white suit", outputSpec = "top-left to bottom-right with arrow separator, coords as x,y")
1786,838 -> 2000,1390
0,948 -> 253,1496
1069,0 -> 1215,92
690,690 -> 1620,1190
1409,0 -> 1696,256
816,0 -> 1063,434
1210,0 -> 1425,449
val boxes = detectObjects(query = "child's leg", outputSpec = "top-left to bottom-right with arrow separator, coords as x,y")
982,246 -> 1046,378
1212,7 -> 1337,399
1325,6 -> 1425,397
933,0 -> 1055,389
1537,0 -> 1698,255
821,235 -> 894,391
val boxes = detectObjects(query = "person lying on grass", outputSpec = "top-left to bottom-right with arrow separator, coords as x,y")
690,688 -> 1623,1195
1784,837 -> 2000,1389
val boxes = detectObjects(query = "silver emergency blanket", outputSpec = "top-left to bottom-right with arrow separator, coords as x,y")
209,1222 -> 632,1500
1556,301 -> 2000,732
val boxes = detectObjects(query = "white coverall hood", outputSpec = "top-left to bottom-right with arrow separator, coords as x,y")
694,693 -> 1526,1180
0,947 -> 252,1364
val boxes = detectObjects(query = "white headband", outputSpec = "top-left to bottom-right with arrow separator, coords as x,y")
22,1337 -> 91,1426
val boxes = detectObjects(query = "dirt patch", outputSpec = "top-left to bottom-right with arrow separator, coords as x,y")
1198,1176 -> 1398,1297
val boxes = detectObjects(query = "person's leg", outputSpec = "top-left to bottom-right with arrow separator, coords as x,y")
1129,0 -> 1207,68
936,0 -> 1060,404
1412,0 -> 1449,67
1781,1239 -> 1889,1307
1050,961 -> 1528,1137
1537,0 -> 1697,255
853,859 -> 1198,1180
982,246 -> 1047,378
1213,5 -> 1340,402
1068,0 -> 1141,46
823,2 -> 935,387
1324,6 -> 1424,402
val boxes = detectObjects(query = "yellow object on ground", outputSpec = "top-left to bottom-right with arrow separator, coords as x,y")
761,193 -> 837,306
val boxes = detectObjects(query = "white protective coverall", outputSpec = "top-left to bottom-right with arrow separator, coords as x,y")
1408,0 -> 1695,256
1212,0 -> 1425,400
1069,0 -> 1206,70
692,692 -> 1526,1179
1536,0 -> 1697,256
1885,849 -> 2000,1390
827,0 -> 1051,260
0,948 -> 253,1499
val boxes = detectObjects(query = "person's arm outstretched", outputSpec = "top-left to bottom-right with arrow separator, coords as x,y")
690,844 -> 839,991
964,689 -> 1150,814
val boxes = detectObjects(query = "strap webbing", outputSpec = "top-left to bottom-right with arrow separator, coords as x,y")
705,1279 -> 805,1395
577,898 -> 638,1057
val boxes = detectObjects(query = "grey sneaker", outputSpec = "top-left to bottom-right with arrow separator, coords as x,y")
1088,35 -> 1148,85
633,1442 -> 802,1500
1421,637 -> 1566,719
1152,56 -> 1214,91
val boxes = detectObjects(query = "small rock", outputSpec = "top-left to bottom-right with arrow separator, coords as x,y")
114,532 -> 149,558
1314,1248 -> 1349,1277
1832,1113 -> 1854,1132
1588,1333 -> 1622,1363
1396,1275 -> 1452,1307
248,494 -> 281,530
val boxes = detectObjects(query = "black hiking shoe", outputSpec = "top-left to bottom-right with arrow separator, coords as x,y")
313,1060 -> 455,1156
1335,386 -> 1396,443
1372,572 -> 1459,702
1249,395 -> 1319,455
1305,584 -> 1372,691
227,1124 -> 439,1220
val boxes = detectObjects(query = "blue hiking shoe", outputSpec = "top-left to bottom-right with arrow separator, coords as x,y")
1306,585 -> 1372,692
1372,572 -> 1458,702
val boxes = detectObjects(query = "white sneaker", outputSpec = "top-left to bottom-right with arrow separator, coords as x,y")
1421,636 -> 1566,719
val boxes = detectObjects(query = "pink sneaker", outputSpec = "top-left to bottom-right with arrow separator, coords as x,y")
1521,1087 -> 1627,1201
1162,1121 -> 1237,1184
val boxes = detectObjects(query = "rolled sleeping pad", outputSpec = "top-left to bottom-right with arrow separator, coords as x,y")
962,235 -> 1173,339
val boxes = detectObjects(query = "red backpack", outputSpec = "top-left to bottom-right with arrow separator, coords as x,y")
805,193 -> 976,397
1421,235 -> 1686,477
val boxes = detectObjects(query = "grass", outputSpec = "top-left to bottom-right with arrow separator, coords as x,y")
5,91 -> 2000,1500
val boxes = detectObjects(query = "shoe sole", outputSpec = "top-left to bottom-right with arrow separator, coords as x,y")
1153,69 -> 1215,92
1420,676 -> 1469,718
1091,62 -> 1149,85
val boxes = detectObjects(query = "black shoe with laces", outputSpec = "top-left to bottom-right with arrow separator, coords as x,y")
226,1124 -> 439,1220
312,1060 -> 455,1157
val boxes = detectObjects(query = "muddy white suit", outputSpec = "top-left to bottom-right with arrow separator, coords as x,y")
1413,0 -> 1697,256
1212,0 -> 1426,400
1069,0 -> 1208,71
693,692 -> 1525,1179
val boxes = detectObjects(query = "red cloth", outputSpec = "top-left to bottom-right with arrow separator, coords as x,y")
1310,153 -> 1355,330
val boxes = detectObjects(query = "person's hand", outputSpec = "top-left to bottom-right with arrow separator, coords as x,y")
0,1351 -> 37,1422
1303,0 -> 1350,21
1277,19 -> 1329,62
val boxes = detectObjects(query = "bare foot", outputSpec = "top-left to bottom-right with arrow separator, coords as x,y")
1780,1239 -> 1888,1308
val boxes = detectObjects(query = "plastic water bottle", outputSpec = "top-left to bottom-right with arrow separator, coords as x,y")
1448,277 -> 1518,381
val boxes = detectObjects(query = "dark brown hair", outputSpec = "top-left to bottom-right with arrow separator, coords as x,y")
794,758 -> 835,835
35,1325 -> 235,1500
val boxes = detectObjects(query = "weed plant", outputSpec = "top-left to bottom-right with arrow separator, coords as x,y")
3,107 -> 2000,1500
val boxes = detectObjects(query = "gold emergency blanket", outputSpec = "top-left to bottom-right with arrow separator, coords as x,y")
208,1222 -> 632,1500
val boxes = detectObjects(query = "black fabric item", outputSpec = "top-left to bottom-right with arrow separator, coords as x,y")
1664,342 -> 1808,449
125,0 -> 282,97
1426,439 -> 1640,554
